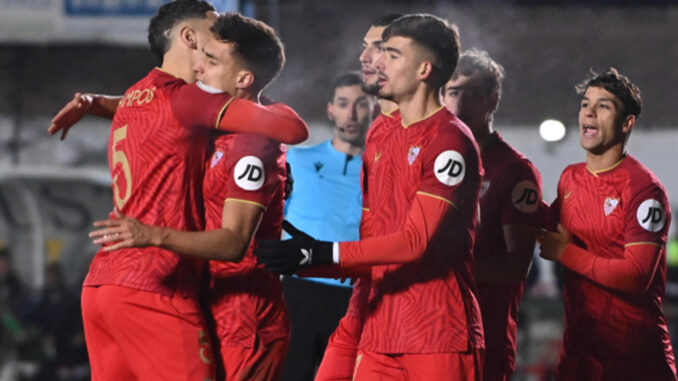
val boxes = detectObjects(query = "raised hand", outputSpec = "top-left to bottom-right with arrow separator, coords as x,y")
48,93 -> 94,140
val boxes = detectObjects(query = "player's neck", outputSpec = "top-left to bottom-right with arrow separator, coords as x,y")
161,50 -> 196,84
397,88 -> 441,126
586,144 -> 626,172
377,99 -> 398,115
332,135 -> 364,156
473,122 -> 495,151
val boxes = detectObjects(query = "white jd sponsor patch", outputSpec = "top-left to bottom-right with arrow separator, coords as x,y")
604,197 -> 619,216
636,198 -> 665,232
434,150 -> 465,186
234,155 -> 265,190
511,180 -> 540,213
210,150 -> 224,168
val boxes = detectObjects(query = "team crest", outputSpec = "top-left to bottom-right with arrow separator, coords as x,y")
604,198 -> 619,216
479,180 -> 491,198
210,150 -> 225,168
407,146 -> 421,165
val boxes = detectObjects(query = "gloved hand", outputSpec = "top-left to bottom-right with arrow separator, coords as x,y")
255,221 -> 333,274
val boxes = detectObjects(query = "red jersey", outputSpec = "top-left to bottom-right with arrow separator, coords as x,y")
553,155 -> 675,380
85,68 -> 234,297
203,133 -> 289,348
474,132 -> 544,380
343,107 -> 484,354
344,110 -> 402,323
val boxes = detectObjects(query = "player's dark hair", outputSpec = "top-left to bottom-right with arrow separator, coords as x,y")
576,68 -> 642,119
382,14 -> 461,88
328,71 -> 364,102
452,48 -> 505,99
372,14 -> 403,27
210,13 -> 285,92
147,0 -> 215,64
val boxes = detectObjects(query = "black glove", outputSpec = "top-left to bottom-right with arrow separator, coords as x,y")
255,220 -> 333,274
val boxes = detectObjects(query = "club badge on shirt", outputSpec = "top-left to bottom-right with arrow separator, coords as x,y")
479,180 -> 491,198
604,197 -> 619,216
234,155 -> 265,191
433,150 -> 465,186
408,146 -> 421,165
636,198 -> 665,232
210,150 -> 224,168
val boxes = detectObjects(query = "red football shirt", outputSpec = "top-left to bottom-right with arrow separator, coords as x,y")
343,109 -> 402,323
341,107 -> 484,354
553,155 -> 675,379
203,132 -> 288,348
474,132 -> 544,380
85,68 -> 235,297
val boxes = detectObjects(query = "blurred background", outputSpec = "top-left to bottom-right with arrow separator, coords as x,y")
0,0 -> 677,379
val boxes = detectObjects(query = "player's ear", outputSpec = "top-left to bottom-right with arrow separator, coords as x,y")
235,70 -> 255,90
327,102 -> 335,122
621,114 -> 635,134
180,25 -> 199,50
417,61 -> 433,81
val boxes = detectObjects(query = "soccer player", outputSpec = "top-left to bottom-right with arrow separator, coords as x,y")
281,71 -> 374,381
89,12 -> 296,381
313,15 -> 401,381
539,68 -> 676,380
442,48 -> 544,381
57,2 -> 307,380
256,14 -> 485,380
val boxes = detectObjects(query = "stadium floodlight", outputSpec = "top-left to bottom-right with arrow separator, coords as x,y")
539,119 -> 566,142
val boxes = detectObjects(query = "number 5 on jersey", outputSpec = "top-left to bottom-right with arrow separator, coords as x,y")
113,125 -> 133,209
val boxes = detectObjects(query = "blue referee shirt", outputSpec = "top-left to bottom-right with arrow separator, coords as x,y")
284,140 -> 363,287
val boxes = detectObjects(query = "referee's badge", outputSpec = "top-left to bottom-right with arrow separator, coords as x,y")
408,146 -> 421,165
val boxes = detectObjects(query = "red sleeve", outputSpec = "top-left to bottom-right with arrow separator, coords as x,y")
170,83 -> 308,144
417,126 -> 479,205
624,183 -> 671,246
339,193 -> 452,266
220,134 -> 284,208
219,100 -> 309,144
560,243 -> 663,295
170,82 -> 233,129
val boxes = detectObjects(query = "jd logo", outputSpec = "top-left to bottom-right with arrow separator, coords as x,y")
511,180 -> 540,213
434,150 -> 465,186
234,156 -> 265,190
636,199 -> 665,232
238,164 -> 262,182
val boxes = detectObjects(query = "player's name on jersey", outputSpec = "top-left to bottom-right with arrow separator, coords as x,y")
118,87 -> 157,109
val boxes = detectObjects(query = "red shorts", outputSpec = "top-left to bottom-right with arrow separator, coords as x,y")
353,348 -> 483,381
315,314 -> 363,381
81,285 -> 215,381
220,336 -> 289,381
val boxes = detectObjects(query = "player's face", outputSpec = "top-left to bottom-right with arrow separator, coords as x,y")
359,26 -> 387,95
327,84 -> 373,146
579,86 -> 631,155
187,11 -> 219,83
375,36 -> 422,102
442,73 -> 495,131
194,40 -> 245,95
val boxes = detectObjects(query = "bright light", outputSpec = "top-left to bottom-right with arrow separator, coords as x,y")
539,119 -> 566,142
